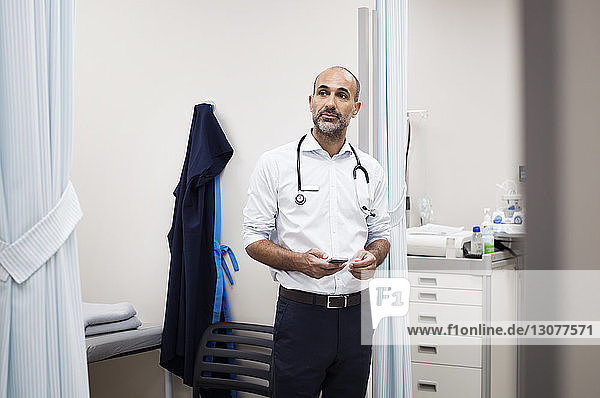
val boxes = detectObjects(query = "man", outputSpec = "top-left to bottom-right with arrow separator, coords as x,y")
242,66 -> 390,398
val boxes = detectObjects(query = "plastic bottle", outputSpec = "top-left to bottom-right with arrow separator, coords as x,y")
471,226 -> 482,255
482,208 -> 495,254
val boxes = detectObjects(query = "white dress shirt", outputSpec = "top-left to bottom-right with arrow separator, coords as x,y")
242,132 -> 390,295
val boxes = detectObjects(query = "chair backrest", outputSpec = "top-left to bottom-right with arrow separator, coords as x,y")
193,322 -> 274,397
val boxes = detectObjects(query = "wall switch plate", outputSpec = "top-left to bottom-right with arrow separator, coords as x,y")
519,165 -> 527,182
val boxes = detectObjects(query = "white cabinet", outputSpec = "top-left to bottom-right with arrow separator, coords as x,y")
408,252 -> 519,398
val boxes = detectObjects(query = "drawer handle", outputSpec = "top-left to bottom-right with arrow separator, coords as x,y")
418,292 -> 437,301
418,380 -> 438,392
419,277 -> 437,286
418,344 -> 438,355
418,314 -> 437,324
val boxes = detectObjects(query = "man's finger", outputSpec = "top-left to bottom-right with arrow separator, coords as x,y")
351,267 -> 375,280
349,262 -> 377,270
317,266 -> 344,278
326,265 -> 344,274
323,262 -> 346,270
308,248 -> 328,259
352,250 -> 367,261
351,270 -> 364,279
351,258 -> 374,267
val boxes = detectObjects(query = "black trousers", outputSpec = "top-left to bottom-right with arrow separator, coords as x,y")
272,294 -> 373,398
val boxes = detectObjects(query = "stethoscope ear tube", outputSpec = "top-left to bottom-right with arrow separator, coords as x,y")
296,135 -> 307,195
353,164 -> 369,183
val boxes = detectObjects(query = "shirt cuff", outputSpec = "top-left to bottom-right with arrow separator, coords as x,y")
366,234 -> 390,248
242,232 -> 270,249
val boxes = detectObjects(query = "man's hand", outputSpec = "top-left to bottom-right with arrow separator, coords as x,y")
348,239 -> 390,280
245,239 -> 388,280
245,240 -> 344,278
295,248 -> 345,279
348,250 -> 377,280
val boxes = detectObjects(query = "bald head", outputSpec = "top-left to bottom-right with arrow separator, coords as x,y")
313,66 -> 360,102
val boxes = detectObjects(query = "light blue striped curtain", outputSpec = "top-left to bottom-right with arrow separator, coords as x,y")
0,1 -> 89,397
372,0 -> 412,397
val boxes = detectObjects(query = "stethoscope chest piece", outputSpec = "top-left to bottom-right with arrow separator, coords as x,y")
295,193 -> 306,205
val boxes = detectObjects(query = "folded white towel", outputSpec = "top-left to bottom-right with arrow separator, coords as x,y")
82,302 -> 137,327
85,316 -> 142,336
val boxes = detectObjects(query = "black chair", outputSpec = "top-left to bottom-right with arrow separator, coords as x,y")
193,322 -> 274,397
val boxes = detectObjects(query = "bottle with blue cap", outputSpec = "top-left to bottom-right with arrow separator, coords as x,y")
471,226 -> 482,255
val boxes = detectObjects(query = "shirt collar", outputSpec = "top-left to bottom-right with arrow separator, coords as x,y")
302,130 -> 353,156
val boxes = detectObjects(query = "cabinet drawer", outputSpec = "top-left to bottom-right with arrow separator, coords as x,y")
410,335 -> 482,368
409,272 -> 482,291
412,363 -> 481,398
410,303 -> 483,327
411,287 -> 483,306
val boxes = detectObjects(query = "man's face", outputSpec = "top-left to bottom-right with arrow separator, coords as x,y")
309,68 -> 361,138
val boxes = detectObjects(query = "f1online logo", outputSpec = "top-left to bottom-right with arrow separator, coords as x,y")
368,278 -> 410,329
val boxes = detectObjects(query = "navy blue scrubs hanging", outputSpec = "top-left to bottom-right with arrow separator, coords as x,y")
161,103 -> 237,390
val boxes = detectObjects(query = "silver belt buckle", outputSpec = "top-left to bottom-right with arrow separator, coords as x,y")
327,295 -> 348,309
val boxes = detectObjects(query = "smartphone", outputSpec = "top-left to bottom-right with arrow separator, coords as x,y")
327,257 -> 348,265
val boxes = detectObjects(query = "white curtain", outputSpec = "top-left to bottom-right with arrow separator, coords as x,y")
0,0 -> 89,396
372,0 -> 412,397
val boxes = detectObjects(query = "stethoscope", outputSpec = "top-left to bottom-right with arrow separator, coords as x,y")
294,134 -> 376,217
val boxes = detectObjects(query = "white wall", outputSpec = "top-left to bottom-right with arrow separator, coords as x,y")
406,0 -> 523,230
73,1 -> 370,396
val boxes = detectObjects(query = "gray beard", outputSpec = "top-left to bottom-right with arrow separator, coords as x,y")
312,113 -> 350,139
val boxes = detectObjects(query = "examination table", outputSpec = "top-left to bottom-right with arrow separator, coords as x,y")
85,325 -> 174,397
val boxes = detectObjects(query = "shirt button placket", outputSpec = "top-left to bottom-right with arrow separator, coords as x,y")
329,159 -> 338,293
329,160 -> 336,255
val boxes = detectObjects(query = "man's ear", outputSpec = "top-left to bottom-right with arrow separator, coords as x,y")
352,101 -> 362,117
308,95 -> 313,111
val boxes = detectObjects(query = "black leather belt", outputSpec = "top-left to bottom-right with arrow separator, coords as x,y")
279,286 -> 362,309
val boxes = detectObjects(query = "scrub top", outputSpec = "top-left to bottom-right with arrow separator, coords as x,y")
160,103 -> 234,389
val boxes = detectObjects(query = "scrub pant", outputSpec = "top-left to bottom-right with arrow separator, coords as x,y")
272,294 -> 373,398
